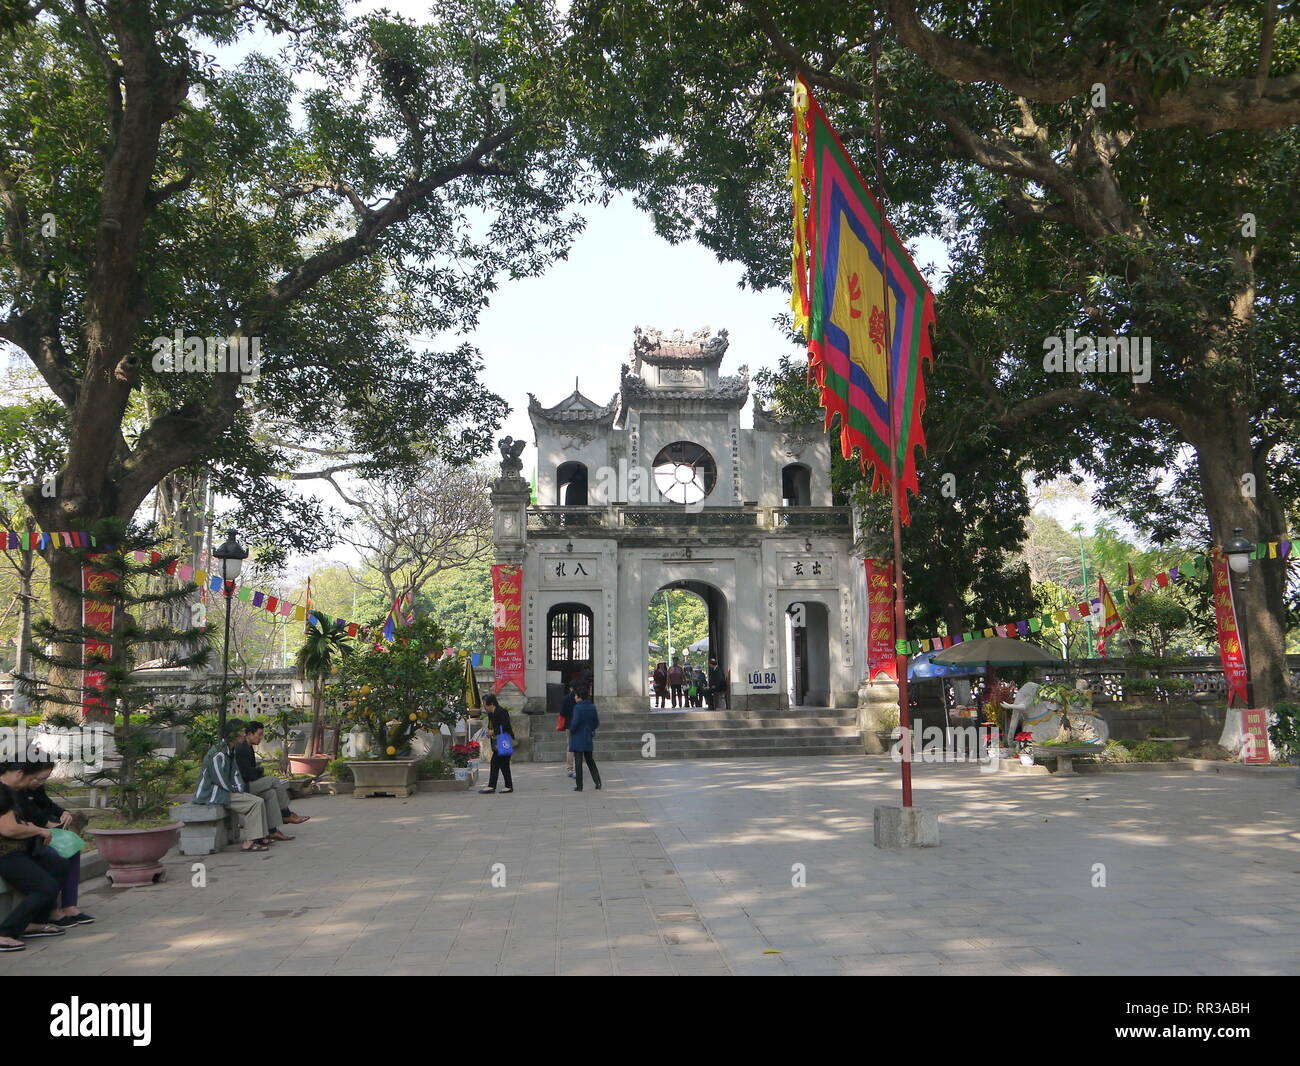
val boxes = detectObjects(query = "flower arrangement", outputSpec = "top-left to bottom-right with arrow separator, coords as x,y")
1014,731 -> 1035,752
448,741 -> 480,768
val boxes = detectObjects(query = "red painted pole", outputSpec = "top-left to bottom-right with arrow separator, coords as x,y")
872,24 -> 911,808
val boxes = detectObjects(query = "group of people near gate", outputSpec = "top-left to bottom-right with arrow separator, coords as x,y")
652,656 -> 726,709
0,719 -> 311,953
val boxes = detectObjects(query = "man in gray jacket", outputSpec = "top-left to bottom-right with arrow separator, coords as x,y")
193,719 -> 273,852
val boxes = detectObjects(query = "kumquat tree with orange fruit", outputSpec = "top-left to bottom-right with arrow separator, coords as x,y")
331,617 -> 465,760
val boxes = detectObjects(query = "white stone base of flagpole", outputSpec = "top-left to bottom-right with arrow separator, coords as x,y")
873,806 -> 940,848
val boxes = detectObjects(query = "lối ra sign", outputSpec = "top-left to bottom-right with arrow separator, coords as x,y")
745,670 -> 778,692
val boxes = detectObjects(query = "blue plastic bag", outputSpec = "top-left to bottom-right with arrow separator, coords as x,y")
49,828 -> 84,859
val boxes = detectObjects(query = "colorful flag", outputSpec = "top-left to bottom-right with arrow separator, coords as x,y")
1097,577 -> 1124,658
1126,562 -> 1139,600
382,589 -> 414,642
1210,550 -> 1249,705
463,656 -> 482,712
791,78 -> 935,522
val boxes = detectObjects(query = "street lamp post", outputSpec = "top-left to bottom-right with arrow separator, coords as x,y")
213,530 -> 249,738
1223,528 -> 1256,708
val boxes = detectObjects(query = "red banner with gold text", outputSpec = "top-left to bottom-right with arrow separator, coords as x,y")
865,558 -> 896,682
1210,550 -> 1249,706
491,564 -> 524,695
81,556 -> 117,721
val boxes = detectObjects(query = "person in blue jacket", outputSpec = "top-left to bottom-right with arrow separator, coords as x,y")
567,683 -> 602,792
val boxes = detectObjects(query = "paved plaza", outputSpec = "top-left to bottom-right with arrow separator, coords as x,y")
4,758 -> 1298,976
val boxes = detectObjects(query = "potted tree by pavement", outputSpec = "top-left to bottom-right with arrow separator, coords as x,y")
333,616 -> 463,797
293,615 -> 353,777
1031,681 -> 1104,775
17,520 -> 213,885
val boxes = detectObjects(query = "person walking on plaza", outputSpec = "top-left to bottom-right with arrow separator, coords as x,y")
559,683 -> 577,778
194,719 -> 274,852
652,661 -> 668,708
236,721 -> 307,842
668,657 -> 685,708
567,683 -> 602,792
479,694 -> 515,794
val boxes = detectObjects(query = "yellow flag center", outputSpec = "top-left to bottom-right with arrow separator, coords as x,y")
829,212 -> 892,403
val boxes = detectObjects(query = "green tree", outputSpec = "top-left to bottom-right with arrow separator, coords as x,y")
295,614 -> 352,756
647,589 -> 708,663
0,0 -> 588,702
565,0 -> 1299,702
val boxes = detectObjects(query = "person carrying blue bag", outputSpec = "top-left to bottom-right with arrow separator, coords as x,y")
479,694 -> 515,794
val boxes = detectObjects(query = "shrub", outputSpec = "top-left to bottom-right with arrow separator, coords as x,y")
416,757 -> 452,780
1098,740 -> 1134,763
327,758 -> 353,782
1130,740 -> 1176,762
1187,741 -> 1233,761
1268,701 -> 1300,760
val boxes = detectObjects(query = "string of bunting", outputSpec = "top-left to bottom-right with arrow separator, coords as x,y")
894,539 -> 1295,656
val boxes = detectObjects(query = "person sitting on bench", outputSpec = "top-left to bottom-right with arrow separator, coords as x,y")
0,761 -> 69,951
15,757 -> 94,928
193,719 -> 274,852
236,721 -> 308,842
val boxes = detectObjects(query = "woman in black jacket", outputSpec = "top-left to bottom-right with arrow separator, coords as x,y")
16,759 -> 95,927
479,694 -> 515,794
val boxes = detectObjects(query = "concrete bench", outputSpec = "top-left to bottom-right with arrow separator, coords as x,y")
170,803 -> 241,856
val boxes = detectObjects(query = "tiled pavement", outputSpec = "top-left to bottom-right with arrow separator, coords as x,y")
3,757 -> 1297,976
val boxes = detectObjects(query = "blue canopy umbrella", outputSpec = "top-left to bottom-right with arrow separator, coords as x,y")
907,651 -> 984,758
907,650 -> 984,681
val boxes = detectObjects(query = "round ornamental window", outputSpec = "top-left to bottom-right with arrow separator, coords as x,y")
652,441 -> 717,505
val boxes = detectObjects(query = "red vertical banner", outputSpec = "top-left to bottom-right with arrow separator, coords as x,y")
491,564 -> 524,695
1240,708 -> 1270,764
865,558 -> 896,682
81,556 -> 117,721
1210,550 -> 1249,706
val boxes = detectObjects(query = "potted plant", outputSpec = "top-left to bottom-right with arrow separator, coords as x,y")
17,520 -> 213,885
333,615 -> 464,797
1030,681 -> 1104,774
1268,701 -> 1300,787
874,706 -> 900,752
448,741 -> 481,781
294,615 -> 353,775
1014,731 -> 1036,766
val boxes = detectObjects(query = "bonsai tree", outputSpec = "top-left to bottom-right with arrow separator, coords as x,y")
295,616 -> 354,757
1034,681 -> 1101,746
264,706 -> 311,773
16,520 -> 215,826
333,616 -> 464,759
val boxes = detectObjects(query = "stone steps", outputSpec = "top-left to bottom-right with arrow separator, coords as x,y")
524,708 -> 865,761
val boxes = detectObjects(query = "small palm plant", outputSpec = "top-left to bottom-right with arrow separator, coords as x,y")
295,616 -> 353,756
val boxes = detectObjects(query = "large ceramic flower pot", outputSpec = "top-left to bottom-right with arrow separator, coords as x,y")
288,754 -> 330,778
92,824 -> 179,886
348,758 -> 420,798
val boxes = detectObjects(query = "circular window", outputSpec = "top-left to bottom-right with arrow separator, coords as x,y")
653,441 -> 717,505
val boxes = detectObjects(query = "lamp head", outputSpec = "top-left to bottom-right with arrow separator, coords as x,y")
1223,528 -> 1253,575
213,529 -> 249,582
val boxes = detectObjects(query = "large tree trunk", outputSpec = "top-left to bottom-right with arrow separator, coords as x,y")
1190,409 -> 1290,707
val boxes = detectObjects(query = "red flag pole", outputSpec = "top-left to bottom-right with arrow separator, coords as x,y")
871,25 -> 912,808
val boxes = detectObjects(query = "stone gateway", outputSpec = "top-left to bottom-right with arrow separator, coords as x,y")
490,327 -> 876,719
